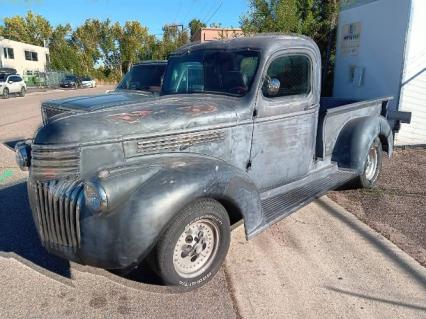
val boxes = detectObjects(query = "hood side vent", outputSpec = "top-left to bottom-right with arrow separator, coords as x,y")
124,130 -> 225,158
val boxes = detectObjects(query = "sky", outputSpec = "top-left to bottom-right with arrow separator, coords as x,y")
0,0 -> 248,36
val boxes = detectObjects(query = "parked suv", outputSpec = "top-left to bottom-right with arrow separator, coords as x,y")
81,76 -> 96,88
60,75 -> 81,88
0,73 -> 26,98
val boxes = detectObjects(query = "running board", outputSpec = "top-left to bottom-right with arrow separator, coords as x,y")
248,169 -> 357,239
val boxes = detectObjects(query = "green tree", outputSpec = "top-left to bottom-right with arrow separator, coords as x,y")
0,11 -> 52,46
240,0 -> 338,94
71,19 -> 103,74
156,24 -> 189,59
49,24 -> 83,74
188,19 -> 206,41
119,21 -> 153,73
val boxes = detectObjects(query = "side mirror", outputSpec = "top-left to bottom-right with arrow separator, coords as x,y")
263,77 -> 280,97
8,80 -> 13,84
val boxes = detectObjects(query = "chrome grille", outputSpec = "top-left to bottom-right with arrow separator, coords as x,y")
135,131 -> 225,155
31,179 -> 84,250
31,145 -> 80,180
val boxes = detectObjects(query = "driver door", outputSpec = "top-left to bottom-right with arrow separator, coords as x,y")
248,51 -> 319,190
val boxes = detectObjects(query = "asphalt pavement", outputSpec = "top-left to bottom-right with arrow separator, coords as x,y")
0,88 -> 425,318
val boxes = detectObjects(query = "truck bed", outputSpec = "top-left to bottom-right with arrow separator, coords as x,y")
316,97 -> 392,159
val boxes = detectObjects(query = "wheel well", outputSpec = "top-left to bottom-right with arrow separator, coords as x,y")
378,134 -> 389,153
215,197 -> 243,226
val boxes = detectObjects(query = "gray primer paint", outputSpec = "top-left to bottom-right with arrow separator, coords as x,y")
22,34 -> 397,270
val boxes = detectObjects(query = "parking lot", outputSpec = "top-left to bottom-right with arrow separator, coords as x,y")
0,88 -> 425,318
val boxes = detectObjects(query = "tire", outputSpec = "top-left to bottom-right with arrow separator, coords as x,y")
355,137 -> 382,188
19,87 -> 26,97
152,198 -> 230,289
2,88 -> 9,99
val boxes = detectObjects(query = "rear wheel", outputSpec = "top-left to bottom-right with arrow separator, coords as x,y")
2,88 -> 9,99
355,137 -> 382,188
152,199 -> 230,290
19,86 -> 26,97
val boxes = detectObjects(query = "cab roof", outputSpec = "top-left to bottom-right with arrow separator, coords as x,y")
172,34 -> 320,57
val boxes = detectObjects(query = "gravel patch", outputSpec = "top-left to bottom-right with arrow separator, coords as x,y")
328,148 -> 426,267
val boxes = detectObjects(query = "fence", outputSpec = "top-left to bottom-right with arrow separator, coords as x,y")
23,71 -> 67,88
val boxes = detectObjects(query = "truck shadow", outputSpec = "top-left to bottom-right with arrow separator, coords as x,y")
0,180 -> 165,288
317,197 -> 426,288
0,180 -> 71,278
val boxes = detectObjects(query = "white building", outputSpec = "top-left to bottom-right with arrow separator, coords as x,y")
0,37 -> 50,76
334,0 -> 426,145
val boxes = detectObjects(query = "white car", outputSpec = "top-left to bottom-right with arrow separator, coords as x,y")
81,76 -> 96,88
0,74 -> 26,98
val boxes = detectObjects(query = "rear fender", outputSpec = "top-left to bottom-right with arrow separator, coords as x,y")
332,116 -> 393,172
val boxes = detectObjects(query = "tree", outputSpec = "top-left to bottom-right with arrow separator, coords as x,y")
71,19 -> 103,74
156,24 -> 189,59
49,24 -> 83,74
188,19 -> 206,41
0,11 -> 52,46
240,0 -> 338,94
119,21 -> 152,73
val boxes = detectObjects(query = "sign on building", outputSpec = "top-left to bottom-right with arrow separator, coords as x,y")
340,22 -> 362,56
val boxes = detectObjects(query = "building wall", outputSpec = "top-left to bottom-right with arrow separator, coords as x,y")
0,38 -> 50,76
395,0 -> 426,145
333,0 -> 411,114
192,28 -> 243,42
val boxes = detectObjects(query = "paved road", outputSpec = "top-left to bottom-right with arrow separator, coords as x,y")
0,89 -> 425,318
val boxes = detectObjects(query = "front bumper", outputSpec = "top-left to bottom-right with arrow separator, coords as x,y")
27,177 -> 151,269
60,83 -> 75,88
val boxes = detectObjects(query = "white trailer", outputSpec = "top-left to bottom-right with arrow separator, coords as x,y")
334,0 -> 426,145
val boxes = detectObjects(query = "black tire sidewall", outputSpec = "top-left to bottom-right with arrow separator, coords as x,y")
155,199 -> 230,289
20,87 -> 26,97
3,88 -> 9,99
360,137 -> 382,188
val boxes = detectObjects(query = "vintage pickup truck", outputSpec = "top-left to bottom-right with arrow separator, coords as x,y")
16,35 -> 410,290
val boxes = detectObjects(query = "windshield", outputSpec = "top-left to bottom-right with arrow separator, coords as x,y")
116,63 -> 166,93
161,49 -> 260,97
82,76 -> 91,81
65,76 -> 76,80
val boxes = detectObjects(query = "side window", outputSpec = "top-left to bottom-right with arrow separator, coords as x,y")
263,55 -> 311,98
3,48 -> 14,59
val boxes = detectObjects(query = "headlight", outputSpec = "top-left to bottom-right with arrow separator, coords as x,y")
15,141 -> 31,171
84,182 -> 108,212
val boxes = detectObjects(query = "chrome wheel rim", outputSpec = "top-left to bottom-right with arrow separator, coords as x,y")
173,218 -> 219,278
365,145 -> 378,181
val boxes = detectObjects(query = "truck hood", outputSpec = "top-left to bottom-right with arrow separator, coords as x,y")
35,94 -> 239,145
42,91 -> 154,113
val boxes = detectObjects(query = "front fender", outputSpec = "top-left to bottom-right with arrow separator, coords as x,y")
332,116 -> 393,172
79,153 -> 261,269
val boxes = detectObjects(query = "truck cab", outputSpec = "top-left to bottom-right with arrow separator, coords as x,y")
16,35 -> 410,290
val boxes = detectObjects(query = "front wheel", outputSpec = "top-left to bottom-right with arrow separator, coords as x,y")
2,88 -> 9,99
152,199 -> 230,290
19,87 -> 26,97
356,137 -> 383,188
